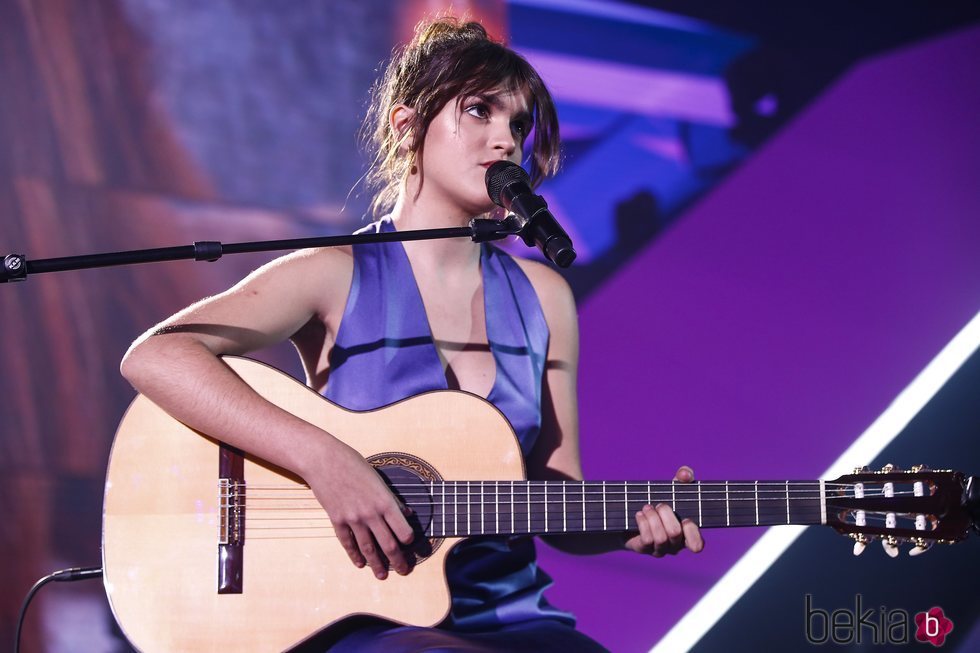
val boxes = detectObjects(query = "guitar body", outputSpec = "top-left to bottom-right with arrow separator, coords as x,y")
102,357 -> 526,652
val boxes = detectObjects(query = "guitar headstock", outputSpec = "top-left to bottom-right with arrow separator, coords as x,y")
827,465 -> 978,557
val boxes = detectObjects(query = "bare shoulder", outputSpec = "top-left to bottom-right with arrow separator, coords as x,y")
265,244 -> 353,280
147,244 -> 355,355
256,245 -> 354,320
248,243 -> 352,291
510,255 -> 577,327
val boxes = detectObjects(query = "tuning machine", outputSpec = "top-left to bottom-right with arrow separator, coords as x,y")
909,537 -> 933,557
882,535 -> 900,558
850,532 -> 872,556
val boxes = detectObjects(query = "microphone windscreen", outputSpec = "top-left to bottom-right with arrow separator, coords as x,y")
485,161 -> 530,207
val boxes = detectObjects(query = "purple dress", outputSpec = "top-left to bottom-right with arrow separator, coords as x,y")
321,218 -> 607,652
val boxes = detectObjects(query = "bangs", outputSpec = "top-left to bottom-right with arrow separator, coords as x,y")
438,45 -> 560,187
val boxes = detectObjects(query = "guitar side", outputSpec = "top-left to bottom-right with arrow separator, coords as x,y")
102,357 -> 526,652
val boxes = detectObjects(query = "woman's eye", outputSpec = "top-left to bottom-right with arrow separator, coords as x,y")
465,103 -> 489,119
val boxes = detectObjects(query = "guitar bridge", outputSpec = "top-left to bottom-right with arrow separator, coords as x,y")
218,446 -> 245,594
218,478 -> 245,545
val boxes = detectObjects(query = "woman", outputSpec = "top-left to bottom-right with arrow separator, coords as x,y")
121,17 -> 702,652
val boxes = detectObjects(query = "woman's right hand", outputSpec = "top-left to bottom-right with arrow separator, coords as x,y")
306,441 -> 416,579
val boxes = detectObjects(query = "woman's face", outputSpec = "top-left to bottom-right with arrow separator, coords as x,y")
416,86 -> 533,218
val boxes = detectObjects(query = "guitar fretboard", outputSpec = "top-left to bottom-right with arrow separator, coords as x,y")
403,480 -> 826,537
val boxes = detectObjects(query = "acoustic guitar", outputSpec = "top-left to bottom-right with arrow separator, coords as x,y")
102,357 -> 978,652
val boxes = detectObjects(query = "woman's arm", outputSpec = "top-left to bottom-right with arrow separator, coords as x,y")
517,260 -> 703,557
120,248 -> 415,579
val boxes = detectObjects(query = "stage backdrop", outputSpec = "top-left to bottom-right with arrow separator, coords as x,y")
1,1 -> 978,651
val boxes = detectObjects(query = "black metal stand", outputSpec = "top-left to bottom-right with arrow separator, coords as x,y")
0,217 -> 522,283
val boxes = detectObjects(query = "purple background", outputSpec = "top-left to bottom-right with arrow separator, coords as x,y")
539,24 -> 980,652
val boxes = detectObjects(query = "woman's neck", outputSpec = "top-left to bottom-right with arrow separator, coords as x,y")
387,189 -> 485,272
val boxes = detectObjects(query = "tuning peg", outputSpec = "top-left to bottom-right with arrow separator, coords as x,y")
881,463 -> 898,473
852,465 -> 870,474
882,535 -> 900,558
911,464 -> 930,473
850,533 -> 871,556
909,538 -> 933,557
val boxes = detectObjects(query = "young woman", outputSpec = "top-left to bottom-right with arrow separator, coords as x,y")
121,17 -> 702,652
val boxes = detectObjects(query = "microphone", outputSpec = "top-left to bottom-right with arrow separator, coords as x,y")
485,161 -> 576,268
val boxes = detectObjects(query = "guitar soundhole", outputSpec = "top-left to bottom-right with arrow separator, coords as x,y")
368,453 -> 443,566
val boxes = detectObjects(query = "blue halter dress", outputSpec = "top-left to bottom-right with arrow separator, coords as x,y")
322,218 -> 606,652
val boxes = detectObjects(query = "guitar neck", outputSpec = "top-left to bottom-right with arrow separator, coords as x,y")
408,480 -> 827,538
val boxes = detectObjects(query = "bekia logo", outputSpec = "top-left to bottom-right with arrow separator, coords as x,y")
805,594 -> 954,646
915,607 -> 954,647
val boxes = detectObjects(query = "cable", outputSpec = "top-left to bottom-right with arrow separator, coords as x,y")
14,566 -> 102,653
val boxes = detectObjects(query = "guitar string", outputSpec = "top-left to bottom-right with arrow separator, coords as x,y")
226,488 -> 924,502
237,506 -> 919,521
233,501 -> 933,539
233,504 -> 927,523
228,489 -> 912,504
235,485 -> 912,498
241,481 -> 863,490
227,492 -> 919,507
224,485 -> 928,505
230,503 -> 925,520
239,511 -> 935,540
227,496 -> 920,511
227,494 -> 924,512
242,522 -> 925,538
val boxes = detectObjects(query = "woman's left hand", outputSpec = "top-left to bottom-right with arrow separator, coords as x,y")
624,465 -> 705,557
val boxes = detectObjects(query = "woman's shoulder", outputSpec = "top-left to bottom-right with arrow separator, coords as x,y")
267,244 -> 354,282
509,254 -> 573,297
509,254 -> 577,326
248,245 -> 355,318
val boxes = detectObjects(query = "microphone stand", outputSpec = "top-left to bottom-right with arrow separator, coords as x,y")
0,217 -> 522,282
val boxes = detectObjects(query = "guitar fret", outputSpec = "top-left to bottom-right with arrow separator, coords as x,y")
602,483 -> 607,531
819,479 -> 827,525
697,482 -> 702,525
544,482 -> 548,533
454,481 -> 458,535
623,481 -> 628,529
754,480 -> 759,526
561,481 -> 568,533
526,482 -> 531,533
480,481 -> 484,535
785,480 -> 790,524
510,480 -> 515,534
581,481 -> 586,531
725,480 -> 730,527
648,480 -> 652,507
495,481 -> 499,535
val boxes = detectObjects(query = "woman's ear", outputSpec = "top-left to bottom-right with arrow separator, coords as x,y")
390,104 -> 416,153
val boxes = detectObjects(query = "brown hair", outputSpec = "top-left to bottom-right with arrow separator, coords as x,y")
362,16 -> 561,216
